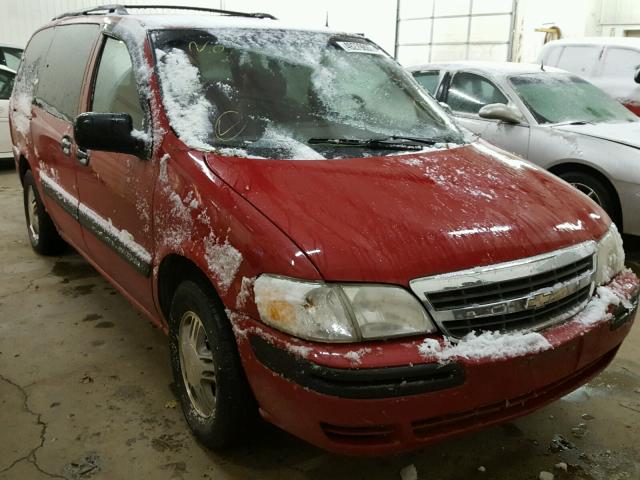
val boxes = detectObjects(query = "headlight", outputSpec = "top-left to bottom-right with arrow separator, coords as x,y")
594,223 -> 625,285
253,275 -> 436,342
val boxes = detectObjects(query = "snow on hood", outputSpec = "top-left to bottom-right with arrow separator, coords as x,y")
205,142 -> 609,285
554,120 -> 640,150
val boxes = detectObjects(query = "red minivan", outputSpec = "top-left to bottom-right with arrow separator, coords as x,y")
9,5 -> 639,455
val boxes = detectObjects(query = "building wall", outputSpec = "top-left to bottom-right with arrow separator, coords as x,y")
513,0 -> 603,63
0,0 -> 396,52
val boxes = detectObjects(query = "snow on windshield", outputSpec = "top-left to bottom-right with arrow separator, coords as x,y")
509,73 -> 638,125
152,27 -> 462,159
155,48 -> 214,151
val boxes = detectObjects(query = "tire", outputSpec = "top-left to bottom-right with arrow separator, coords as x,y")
169,279 -> 257,448
23,170 -> 66,255
558,171 -> 618,224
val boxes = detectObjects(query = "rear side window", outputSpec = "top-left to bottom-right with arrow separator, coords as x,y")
556,46 -> 601,76
542,46 -> 562,66
601,47 -> 640,78
36,24 -> 99,120
413,71 -> 440,95
446,72 -> 508,114
91,37 -> 145,130
0,69 -> 15,99
1,47 -> 22,70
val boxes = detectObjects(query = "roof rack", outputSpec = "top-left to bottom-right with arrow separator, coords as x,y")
52,3 -> 277,21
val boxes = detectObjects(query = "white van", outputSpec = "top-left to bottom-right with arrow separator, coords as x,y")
0,65 -> 15,161
538,37 -> 640,115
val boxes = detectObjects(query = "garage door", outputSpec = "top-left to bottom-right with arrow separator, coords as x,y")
395,0 -> 517,66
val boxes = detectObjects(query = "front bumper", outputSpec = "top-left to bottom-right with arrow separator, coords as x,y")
232,271 -> 639,455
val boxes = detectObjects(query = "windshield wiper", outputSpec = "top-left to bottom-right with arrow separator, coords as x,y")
386,135 -> 439,145
557,120 -> 594,126
308,137 -> 432,151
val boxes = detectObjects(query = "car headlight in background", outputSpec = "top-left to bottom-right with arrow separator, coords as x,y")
253,275 -> 436,342
594,223 -> 625,285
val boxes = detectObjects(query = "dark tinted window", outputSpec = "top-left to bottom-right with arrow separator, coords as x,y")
92,37 -> 144,129
0,69 -> 15,99
36,24 -> 99,119
413,71 -> 440,95
447,72 -> 508,114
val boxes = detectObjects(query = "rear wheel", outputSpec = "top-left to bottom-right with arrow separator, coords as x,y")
558,171 -> 618,223
23,170 -> 66,255
169,279 -> 257,448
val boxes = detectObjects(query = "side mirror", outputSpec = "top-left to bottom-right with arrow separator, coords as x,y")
439,101 -> 452,114
635,68 -> 640,84
75,112 -> 146,157
478,103 -> 524,124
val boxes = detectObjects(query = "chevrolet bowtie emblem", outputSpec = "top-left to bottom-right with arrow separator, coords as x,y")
525,286 -> 570,310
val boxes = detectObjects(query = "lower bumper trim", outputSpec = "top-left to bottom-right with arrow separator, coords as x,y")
250,335 -> 465,399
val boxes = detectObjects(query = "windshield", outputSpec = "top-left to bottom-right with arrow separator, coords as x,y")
509,73 -> 638,125
151,28 -> 464,159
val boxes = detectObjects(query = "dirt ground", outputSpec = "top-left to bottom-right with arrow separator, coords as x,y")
0,164 -> 639,480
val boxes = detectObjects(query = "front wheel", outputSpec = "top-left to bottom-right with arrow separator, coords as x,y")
169,279 -> 257,448
558,171 -> 618,224
23,170 -> 66,255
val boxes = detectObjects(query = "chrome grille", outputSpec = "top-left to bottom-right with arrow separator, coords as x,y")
410,241 -> 596,339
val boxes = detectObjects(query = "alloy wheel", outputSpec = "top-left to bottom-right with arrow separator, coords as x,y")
571,182 -> 602,206
178,311 -> 217,418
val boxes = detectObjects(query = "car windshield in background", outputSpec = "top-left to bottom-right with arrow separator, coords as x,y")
151,28 -> 463,159
509,73 -> 638,125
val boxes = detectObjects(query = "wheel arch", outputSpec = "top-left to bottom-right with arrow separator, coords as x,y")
548,161 -> 623,230
156,253 -> 224,327
18,155 -> 31,184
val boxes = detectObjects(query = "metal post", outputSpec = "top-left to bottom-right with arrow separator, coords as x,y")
428,0 -> 436,61
394,0 -> 401,59
507,0 -> 518,61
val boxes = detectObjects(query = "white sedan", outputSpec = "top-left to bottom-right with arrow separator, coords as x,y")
409,61 -> 640,236
0,65 -> 16,161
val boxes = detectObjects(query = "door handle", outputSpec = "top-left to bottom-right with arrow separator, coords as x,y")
60,136 -> 72,157
77,148 -> 90,166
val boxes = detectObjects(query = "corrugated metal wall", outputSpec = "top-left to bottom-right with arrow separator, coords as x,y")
601,0 -> 640,26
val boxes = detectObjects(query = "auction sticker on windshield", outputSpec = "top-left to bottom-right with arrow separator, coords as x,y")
334,40 -> 382,54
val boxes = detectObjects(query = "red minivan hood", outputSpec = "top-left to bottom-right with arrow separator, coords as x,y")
206,142 -> 608,285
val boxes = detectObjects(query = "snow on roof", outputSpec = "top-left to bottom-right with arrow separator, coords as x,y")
408,61 -> 565,77
56,11 -> 348,37
543,36 -> 640,48
133,14 -> 344,34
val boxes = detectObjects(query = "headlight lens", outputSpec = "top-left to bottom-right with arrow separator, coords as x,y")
594,223 -> 625,285
254,276 -> 436,342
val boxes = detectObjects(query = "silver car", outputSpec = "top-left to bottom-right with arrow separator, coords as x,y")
408,61 -> 640,236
